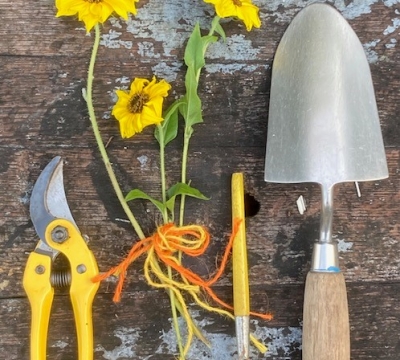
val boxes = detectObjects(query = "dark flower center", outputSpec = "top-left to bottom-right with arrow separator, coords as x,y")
128,92 -> 149,113
233,0 -> 242,6
85,0 -> 102,3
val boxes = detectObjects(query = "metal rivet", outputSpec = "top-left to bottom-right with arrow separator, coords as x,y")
35,265 -> 45,274
76,264 -> 87,274
51,226 -> 69,243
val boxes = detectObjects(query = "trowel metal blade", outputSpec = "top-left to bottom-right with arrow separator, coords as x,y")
264,4 -> 388,188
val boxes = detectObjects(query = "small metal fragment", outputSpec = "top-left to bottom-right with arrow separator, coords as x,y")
115,218 -> 130,223
105,136 -> 114,148
355,181 -> 361,197
296,195 -> 307,215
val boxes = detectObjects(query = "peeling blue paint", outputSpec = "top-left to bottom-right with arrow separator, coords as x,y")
154,312 -> 301,359
100,0 -> 397,74
363,39 -> 381,63
385,38 -> 397,49
101,29 -> 133,49
383,18 -> 400,35
96,327 -> 140,359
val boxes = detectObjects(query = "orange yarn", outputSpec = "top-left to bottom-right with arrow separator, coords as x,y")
93,218 -> 272,321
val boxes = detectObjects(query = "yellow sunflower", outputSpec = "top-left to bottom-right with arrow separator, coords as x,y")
55,0 -> 138,32
204,0 -> 261,31
112,77 -> 171,139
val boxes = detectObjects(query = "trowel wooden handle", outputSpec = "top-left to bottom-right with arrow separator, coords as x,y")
303,271 -> 350,360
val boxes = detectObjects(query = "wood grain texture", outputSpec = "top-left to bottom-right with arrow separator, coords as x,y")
1,0 -> 400,359
303,272 -> 350,360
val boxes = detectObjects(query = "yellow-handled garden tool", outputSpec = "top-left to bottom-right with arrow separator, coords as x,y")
23,156 -> 99,360
231,173 -> 250,359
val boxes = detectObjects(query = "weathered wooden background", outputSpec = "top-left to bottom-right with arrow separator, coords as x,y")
1,0 -> 400,359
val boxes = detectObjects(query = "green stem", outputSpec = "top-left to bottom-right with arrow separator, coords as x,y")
178,127 -> 191,226
168,266 -> 184,357
178,18 -> 219,226
156,125 -> 184,356
157,124 -> 169,223
86,24 -> 145,240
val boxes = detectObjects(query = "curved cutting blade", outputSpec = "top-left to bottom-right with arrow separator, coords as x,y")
264,4 -> 388,188
30,156 -> 77,242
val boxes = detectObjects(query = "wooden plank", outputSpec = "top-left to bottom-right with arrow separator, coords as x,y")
2,282 -> 400,359
2,0 -> 400,359
0,1 -> 397,61
0,55 -> 274,148
1,148 -> 398,294
1,58 -> 399,150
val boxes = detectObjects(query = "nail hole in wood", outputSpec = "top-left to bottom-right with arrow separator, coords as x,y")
244,193 -> 260,217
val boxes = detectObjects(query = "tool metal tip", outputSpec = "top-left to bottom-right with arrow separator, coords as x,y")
235,315 -> 250,360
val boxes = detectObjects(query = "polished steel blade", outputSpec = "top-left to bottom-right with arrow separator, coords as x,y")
30,156 -> 77,243
264,3 -> 388,189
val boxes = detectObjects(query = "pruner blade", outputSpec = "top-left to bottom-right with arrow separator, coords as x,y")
30,156 -> 78,248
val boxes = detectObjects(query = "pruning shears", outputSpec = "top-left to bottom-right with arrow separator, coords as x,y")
23,156 -> 99,360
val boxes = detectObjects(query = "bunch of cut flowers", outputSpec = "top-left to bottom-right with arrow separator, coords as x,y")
55,0 -> 271,358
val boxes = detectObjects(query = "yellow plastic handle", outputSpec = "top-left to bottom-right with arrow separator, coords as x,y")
45,219 -> 99,360
231,173 -> 250,316
23,251 -> 54,360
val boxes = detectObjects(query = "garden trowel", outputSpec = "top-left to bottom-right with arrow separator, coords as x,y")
264,4 -> 388,360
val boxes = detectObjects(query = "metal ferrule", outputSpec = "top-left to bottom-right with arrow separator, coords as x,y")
235,316 -> 250,360
310,242 -> 340,272
310,185 -> 340,272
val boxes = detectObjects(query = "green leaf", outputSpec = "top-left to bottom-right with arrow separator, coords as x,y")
125,189 -> 165,214
155,100 -> 183,146
163,109 -> 179,146
180,67 -> 203,126
211,16 -> 226,41
165,182 -> 209,212
184,23 -> 217,77
180,23 -> 217,127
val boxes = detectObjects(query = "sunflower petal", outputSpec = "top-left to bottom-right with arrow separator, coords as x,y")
141,105 -> 164,126
130,78 -> 150,93
204,0 -> 261,31
237,2 -> 261,31
146,78 -> 172,99
104,0 -> 138,19
55,0 -> 137,30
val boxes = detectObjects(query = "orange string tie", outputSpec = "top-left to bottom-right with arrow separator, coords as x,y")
93,219 -> 272,321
